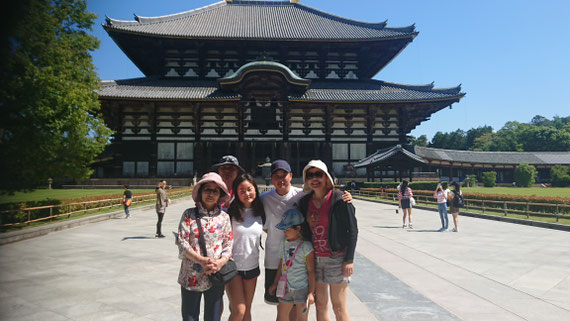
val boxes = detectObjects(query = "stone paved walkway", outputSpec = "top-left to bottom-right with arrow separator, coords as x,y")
1,197 -> 569,321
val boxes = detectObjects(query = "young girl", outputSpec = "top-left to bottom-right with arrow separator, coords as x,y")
226,174 -> 266,321
270,209 -> 315,321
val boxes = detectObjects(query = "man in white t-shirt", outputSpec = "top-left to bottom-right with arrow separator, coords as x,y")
261,160 -> 353,315
261,160 -> 304,308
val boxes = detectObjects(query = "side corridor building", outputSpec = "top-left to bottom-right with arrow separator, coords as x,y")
96,0 -> 465,179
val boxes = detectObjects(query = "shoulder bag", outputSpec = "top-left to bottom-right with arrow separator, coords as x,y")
194,208 -> 237,286
276,240 -> 305,297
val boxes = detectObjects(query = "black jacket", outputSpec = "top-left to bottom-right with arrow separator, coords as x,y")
298,190 -> 358,263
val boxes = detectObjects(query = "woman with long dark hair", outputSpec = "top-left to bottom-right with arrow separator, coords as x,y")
226,174 -> 266,321
398,180 -> 414,229
448,181 -> 462,232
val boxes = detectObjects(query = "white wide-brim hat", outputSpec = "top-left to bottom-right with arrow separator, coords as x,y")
192,172 -> 230,204
302,160 -> 335,194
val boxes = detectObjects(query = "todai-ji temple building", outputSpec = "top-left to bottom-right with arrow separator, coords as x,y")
96,0 -> 467,182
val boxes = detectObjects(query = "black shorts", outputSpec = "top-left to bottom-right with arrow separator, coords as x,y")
401,198 -> 411,209
264,268 -> 279,304
238,267 -> 260,281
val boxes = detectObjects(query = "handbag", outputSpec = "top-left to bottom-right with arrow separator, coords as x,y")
410,197 -> 416,206
194,208 -> 237,286
277,240 -> 305,298
124,198 -> 132,206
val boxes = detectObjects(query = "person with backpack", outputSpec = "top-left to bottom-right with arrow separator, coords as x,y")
448,181 -> 463,232
122,184 -> 132,218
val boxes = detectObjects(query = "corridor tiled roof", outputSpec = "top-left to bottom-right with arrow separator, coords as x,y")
354,144 -> 426,168
104,0 -> 416,41
97,77 -> 464,102
414,146 -> 570,165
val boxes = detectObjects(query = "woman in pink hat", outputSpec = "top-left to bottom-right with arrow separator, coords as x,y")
177,172 -> 233,321
298,160 -> 357,321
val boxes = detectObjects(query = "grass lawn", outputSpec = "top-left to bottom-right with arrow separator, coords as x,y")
462,187 -> 570,198
0,189 -> 155,205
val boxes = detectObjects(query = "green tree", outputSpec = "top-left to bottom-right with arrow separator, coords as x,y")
0,0 -> 112,191
514,164 -> 538,187
550,165 -> 570,187
482,171 -> 497,187
465,126 -> 493,149
410,134 -> 428,147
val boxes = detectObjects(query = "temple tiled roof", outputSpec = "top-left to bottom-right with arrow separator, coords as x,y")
104,0 -> 416,41
414,146 -> 570,165
97,77 -> 464,103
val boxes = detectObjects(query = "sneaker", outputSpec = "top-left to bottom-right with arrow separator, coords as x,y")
451,228 -> 458,232
438,228 -> 445,232
125,214 -> 130,219
409,224 -> 413,229
158,234 -> 165,238
402,224 -> 407,228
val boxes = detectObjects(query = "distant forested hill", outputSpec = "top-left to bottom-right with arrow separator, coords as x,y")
410,115 -> 570,151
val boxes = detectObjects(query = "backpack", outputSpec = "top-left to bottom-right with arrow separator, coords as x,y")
452,193 -> 465,208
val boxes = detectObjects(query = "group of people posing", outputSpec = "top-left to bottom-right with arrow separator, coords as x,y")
397,179 -> 463,232
177,155 -> 358,321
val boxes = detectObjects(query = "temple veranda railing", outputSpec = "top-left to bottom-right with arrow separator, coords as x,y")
0,189 -> 192,229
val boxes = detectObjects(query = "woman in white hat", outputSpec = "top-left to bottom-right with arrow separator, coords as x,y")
298,160 -> 357,321
177,172 -> 233,321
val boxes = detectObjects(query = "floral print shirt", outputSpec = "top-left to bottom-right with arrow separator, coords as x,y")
177,205 -> 233,291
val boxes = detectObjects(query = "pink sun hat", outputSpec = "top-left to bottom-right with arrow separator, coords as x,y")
192,172 -> 230,204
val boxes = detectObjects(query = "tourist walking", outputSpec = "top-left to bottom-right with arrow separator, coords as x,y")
155,180 -> 170,238
298,160 -> 357,321
448,181 -> 462,232
122,184 -> 132,218
261,160 -> 352,321
433,182 -> 449,231
398,180 -> 414,228
269,209 -> 316,321
212,155 -> 245,209
177,173 -> 233,321
226,174 -> 266,321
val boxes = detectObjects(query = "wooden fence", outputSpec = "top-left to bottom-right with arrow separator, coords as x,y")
0,189 -> 191,228
354,190 -> 570,222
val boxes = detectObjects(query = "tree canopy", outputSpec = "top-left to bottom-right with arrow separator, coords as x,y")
410,116 -> 570,152
0,0 -> 112,191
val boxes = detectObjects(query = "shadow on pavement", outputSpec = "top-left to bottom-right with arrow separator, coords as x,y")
121,236 -> 155,241
374,226 -> 404,229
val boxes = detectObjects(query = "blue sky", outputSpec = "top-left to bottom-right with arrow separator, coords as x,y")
87,0 -> 570,140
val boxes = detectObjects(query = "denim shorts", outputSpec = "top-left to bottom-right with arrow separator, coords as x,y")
315,254 -> 346,284
238,267 -> 260,281
278,286 -> 309,305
